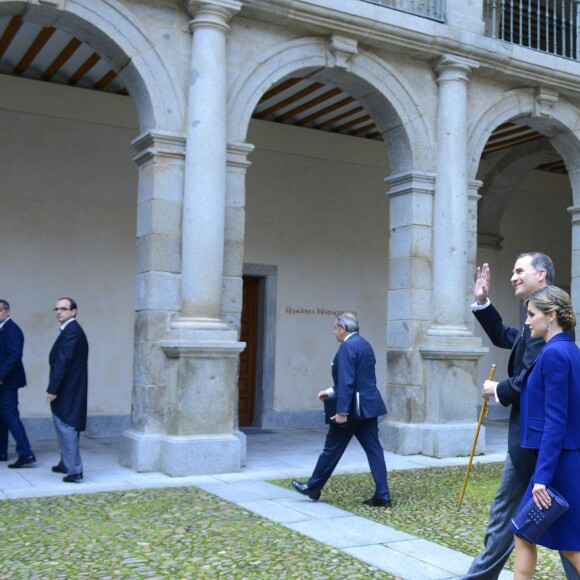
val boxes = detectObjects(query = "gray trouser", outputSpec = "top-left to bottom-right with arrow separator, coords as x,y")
52,414 -> 83,476
462,454 -> 580,580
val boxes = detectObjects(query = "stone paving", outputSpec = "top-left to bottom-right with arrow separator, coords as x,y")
0,422 -> 513,579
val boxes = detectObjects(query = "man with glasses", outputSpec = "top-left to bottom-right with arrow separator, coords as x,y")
46,297 -> 88,483
0,299 -> 36,468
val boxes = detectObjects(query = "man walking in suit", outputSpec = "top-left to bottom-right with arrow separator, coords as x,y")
0,299 -> 36,468
462,252 -> 579,579
291,312 -> 391,506
46,297 -> 88,483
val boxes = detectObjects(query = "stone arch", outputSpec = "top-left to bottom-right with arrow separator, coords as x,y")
468,88 -> 580,183
0,0 -> 186,132
478,138 -> 560,247
227,35 -> 435,175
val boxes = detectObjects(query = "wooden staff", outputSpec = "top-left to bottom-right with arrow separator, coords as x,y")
458,364 -> 496,511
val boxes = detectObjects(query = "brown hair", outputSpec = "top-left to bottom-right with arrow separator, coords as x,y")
525,286 -> 576,330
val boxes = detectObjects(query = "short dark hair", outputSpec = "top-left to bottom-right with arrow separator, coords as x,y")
58,297 -> 78,311
516,252 -> 555,285
0,299 -> 10,310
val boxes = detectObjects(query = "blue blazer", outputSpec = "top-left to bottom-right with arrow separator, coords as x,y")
521,332 -> 580,486
332,333 -> 387,419
0,318 -> 26,391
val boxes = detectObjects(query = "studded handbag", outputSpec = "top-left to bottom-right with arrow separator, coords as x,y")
511,487 -> 569,544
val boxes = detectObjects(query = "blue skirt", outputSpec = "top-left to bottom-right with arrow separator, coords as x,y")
510,449 -> 580,550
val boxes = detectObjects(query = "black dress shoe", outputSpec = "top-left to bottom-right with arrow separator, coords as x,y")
52,463 -> 67,474
363,496 -> 392,508
63,473 -> 83,483
291,479 -> 321,501
8,454 -> 36,469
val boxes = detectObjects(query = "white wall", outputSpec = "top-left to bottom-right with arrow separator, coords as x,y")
245,120 -> 390,415
0,75 -> 139,421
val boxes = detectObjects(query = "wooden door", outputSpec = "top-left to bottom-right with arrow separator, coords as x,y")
238,276 -> 259,427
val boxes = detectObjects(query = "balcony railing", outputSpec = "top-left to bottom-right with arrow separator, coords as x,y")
361,0 -> 446,22
484,0 -> 580,60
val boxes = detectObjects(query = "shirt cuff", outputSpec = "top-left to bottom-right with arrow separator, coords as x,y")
325,387 -> 335,397
471,299 -> 491,311
493,382 -> 500,403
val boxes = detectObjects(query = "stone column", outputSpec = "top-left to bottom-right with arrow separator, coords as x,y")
430,55 -> 478,336
382,171 -> 436,454
120,0 -> 246,477
385,56 -> 488,458
567,172 -> 580,316
119,130 -> 186,469
176,0 -> 242,328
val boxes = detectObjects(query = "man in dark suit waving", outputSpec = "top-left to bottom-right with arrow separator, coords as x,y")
462,253 -> 579,580
291,312 -> 391,506
0,299 -> 35,467
45,297 -> 88,483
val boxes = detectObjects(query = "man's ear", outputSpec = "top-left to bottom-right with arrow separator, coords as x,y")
537,268 -> 547,281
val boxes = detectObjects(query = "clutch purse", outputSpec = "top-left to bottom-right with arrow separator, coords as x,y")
323,392 -> 360,424
510,487 -> 569,544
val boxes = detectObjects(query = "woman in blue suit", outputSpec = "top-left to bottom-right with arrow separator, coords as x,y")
511,286 -> 580,578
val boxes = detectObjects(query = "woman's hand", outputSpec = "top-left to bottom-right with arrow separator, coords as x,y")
532,483 -> 552,510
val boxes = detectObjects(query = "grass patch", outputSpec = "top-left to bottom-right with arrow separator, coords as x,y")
0,486 -> 396,579
273,463 -> 567,579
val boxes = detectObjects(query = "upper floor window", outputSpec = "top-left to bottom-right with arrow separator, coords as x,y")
485,0 -> 579,59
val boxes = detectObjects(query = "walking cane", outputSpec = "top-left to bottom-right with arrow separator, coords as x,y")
457,364 -> 496,511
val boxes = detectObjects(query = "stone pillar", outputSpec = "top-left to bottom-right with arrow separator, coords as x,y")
567,175 -> 580,317
467,180 -> 483,328
382,171 -> 436,454
178,0 -> 242,327
430,55 -> 478,336
120,0 -> 246,477
384,56 -> 488,458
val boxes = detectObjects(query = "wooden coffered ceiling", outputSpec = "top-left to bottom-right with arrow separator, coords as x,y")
0,14 -> 566,173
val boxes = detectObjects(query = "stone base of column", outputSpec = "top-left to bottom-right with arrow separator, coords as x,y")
119,429 -> 242,476
381,421 -> 485,457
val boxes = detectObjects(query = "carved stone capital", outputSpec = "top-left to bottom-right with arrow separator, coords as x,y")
435,54 -> 479,84
327,35 -> 358,71
533,87 -> 559,118
186,0 -> 242,33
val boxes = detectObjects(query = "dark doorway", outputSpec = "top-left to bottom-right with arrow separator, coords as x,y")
238,276 -> 260,426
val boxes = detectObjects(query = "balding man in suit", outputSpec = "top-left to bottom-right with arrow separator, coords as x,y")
291,312 -> 391,507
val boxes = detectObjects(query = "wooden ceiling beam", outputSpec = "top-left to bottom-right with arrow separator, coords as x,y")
0,15 -> 22,59
94,69 -> 117,91
42,37 -> 82,80
276,87 -> 342,123
334,114 -> 371,132
316,105 -> 364,129
296,96 -> 355,126
68,52 -> 100,85
259,77 -> 302,102
14,26 -> 56,75
255,82 -> 324,118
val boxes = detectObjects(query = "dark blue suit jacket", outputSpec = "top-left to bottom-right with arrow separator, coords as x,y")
474,303 -> 542,482
332,333 -> 387,419
520,333 -> 580,486
47,319 -> 89,431
0,318 -> 26,391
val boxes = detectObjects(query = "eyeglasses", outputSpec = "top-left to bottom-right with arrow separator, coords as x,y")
52,307 -> 72,312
